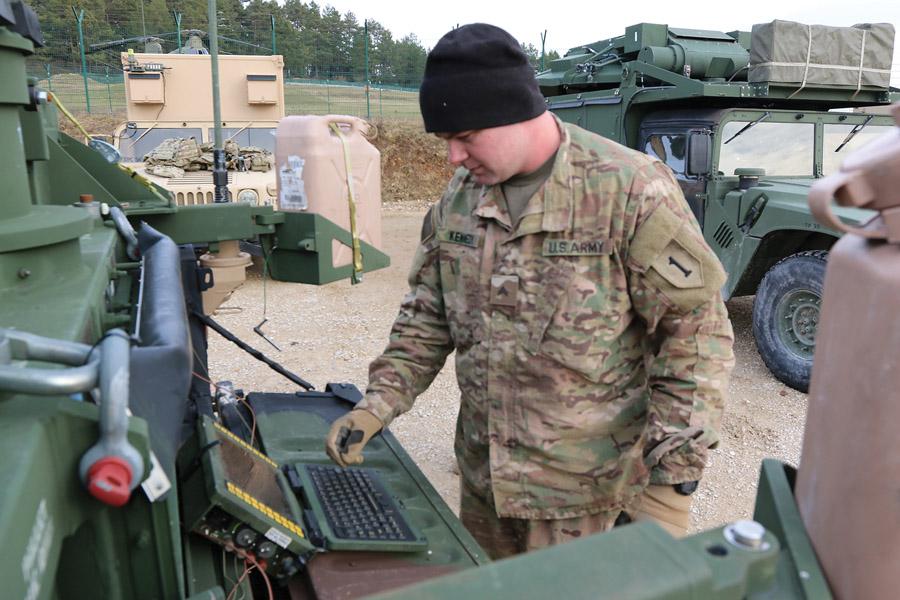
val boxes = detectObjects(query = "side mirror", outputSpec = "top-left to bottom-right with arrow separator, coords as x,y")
687,133 -> 711,177
89,138 -> 122,164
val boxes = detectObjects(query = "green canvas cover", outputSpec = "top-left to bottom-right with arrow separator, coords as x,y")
749,20 -> 894,90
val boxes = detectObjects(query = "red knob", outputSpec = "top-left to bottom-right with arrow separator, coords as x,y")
87,456 -> 133,507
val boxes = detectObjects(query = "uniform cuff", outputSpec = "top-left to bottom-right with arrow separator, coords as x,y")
356,393 -> 396,427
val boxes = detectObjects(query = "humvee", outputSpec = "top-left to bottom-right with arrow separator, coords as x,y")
114,48 -> 283,206
538,21 -> 899,391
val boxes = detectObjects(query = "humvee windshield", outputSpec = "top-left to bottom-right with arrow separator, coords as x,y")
823,123 -> 894,175
211,127 -> 276,152
117,126 -> 277,162
119,127 -> 202,162
719,121 -> 815,176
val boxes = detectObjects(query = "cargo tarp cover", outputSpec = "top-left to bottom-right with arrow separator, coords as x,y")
749,21 -> 894,91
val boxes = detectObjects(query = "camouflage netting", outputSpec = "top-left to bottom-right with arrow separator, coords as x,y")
144,137 -> 274,178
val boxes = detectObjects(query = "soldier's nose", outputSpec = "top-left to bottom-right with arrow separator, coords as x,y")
447,140 -> 468,166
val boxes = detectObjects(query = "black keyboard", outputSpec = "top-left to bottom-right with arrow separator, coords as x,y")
304,465 -> 419,543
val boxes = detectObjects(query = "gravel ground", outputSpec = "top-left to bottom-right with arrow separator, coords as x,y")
207,205 -> 807,532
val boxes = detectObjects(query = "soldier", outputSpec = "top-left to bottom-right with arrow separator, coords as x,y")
325,23 -> 734,558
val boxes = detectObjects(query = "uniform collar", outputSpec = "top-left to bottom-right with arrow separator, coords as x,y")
540,115 -> 574,233
472,114 -> 573,234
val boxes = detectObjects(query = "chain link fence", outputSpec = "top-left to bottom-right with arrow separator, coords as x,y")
27,7 -> 423,120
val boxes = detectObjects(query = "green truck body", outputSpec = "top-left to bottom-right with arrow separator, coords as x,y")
538,22 -> 899,391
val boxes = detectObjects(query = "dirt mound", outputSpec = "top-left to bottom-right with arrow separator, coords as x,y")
56,113 -> 453,206
56,111 -> 124,143
370,120 -> 453,206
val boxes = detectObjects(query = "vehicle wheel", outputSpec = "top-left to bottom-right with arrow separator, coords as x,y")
752,251 -> 827,393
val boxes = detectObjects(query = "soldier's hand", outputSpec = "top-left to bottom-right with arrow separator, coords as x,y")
632,484 -> 693,537
325,409 -> 383,467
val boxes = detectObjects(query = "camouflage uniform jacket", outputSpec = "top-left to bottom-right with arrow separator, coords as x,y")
359,119 -> 735,520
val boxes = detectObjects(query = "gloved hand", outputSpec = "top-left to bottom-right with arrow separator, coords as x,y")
325,409 -> 383,467
632,484 -> 694,538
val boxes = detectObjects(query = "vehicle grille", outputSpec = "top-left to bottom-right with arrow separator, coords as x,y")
175,191 -> 215,205
714,221 -> 735,249
168,172 -> 234,185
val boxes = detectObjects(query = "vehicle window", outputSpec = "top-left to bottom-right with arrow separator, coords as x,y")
643,133 -> 687,176
118,128 -> 202,162
822,123 -> 893,175
212,127 -> 277,153
718,121 -> 814,176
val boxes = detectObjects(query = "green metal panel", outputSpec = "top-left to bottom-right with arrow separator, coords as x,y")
139,203 -> 277,244
264,212 -> 391,285
372,520 -> 783,599
625,23 -> 668,53
54,133 -> 172,209
0,205 -> 92,253
252,402 -> 487,569
753,460 -> 832,598
0,222 -> 123,343
0,398 -> 179,600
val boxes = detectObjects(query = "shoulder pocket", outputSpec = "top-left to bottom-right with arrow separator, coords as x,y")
629,204 -> 726,312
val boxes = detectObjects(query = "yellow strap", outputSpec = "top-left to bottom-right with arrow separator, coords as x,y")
47,92 -> 92,142
329,122 -> 364,284
46,92 -> 171,205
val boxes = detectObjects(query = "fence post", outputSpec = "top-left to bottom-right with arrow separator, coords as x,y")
326,79 -> 331,113
45,63 -> 52,93
105,66 -> 112,113
72,6 -> 91,113
271,15 -> 276,54
364,20 -> 370,120
540,30 -> 547,71
379,85 -> 383,120
173,11 -> 182,53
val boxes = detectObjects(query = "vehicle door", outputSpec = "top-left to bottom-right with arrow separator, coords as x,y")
639,128 -> 709,227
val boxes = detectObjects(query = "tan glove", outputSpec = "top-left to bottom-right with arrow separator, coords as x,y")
632,484 -> 693,538
325,409 -> 383,467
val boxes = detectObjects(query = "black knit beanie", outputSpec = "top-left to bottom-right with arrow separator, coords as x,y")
419,24 -> 546,133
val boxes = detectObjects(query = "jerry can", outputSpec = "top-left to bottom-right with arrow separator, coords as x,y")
796,105 -> 900,599
275,115 -> 382,270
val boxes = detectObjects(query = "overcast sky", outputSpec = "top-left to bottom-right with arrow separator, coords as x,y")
314,0 -> 900,85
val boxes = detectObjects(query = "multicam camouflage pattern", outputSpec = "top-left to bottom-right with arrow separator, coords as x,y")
144,137 -> 202,169
359,118 -> 734,520
459,478 -> 619,559
144,137 -> 274,177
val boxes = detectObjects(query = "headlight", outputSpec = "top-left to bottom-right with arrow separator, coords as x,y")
237,189 -> 259,204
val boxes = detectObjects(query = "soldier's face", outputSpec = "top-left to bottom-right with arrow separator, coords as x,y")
438,124 -> 528,185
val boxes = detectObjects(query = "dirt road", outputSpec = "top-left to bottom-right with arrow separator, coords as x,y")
208,206 -> 807,532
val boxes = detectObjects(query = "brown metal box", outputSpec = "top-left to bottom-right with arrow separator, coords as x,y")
247,74 -> 278,105
127,72 -> 164,104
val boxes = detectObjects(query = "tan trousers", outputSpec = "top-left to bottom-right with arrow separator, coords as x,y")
459,480 -> 620,560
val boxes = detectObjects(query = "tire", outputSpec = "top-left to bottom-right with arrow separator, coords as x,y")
752,251 -> 827,393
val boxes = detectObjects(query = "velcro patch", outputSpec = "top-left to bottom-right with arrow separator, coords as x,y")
490,275 -> 519,307
420,206 -> 436,243
543,238 -> 610,256
628,204 -> 683,271
651,235 -> 704,288
438,229 -> 480,248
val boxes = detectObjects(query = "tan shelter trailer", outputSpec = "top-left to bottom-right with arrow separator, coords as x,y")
114,52 -> 285,206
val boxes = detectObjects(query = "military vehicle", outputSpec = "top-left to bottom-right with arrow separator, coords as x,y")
3,2 -> 897,597
537,21 -> 899,392
114,46 -> 283,207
